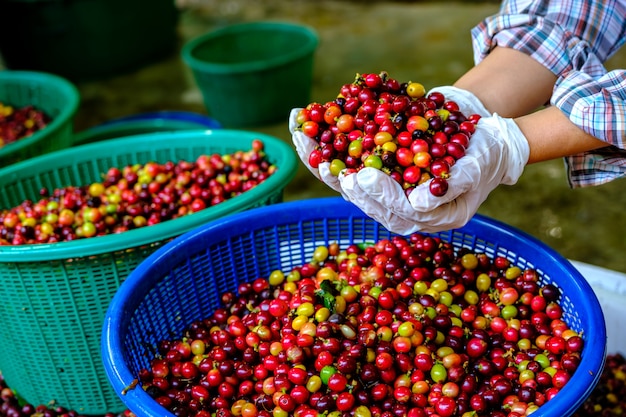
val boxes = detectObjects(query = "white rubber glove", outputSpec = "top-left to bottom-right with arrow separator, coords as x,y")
339,113 -> 530,234
289,108 -> 343,194
427,85 -> 491,118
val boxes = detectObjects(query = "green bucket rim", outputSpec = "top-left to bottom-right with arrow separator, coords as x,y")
0,70 -> 80,158
0,129 -> 299,262
181,21 -> 319,75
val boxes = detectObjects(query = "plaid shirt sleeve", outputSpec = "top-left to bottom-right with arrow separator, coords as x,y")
471,0 -> 626,187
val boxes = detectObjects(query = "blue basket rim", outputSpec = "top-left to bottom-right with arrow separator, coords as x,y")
93,111 -> 222,129
72,111 -> 222,145
102,197 -> 607,417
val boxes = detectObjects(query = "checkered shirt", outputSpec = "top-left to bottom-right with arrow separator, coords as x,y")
472,0 -> 626,187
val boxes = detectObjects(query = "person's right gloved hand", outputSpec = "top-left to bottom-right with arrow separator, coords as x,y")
338,113 -> 530,234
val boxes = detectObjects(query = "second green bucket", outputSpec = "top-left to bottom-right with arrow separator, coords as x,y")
182,21 -> 319,128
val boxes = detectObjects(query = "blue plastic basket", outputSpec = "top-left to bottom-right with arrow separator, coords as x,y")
102,197 -> 607,417
72,111 -> 222,146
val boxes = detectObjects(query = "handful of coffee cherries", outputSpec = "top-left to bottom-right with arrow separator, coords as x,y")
293,72 -> 481,197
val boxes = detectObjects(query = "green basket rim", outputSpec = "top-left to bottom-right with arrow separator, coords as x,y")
181,21 -> 319,75
0,70 -> 80,157
0,129 -> 299,262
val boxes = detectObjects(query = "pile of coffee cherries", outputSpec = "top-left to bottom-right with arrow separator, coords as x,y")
0,102 -> 50,148
293,72 -> 481,197
136,234 -> 586,417
0,377 -> 117,417
571,353 -> 626,416
0,139 -> 276,245
5,357 -> 626,417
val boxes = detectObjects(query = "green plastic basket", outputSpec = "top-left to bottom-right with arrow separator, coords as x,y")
0,70 -> 80,167
0,129 -> 298,414
181,21 -> 318,127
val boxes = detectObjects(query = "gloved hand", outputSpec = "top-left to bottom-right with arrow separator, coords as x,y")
339,113 -> 530,234
290,86 -> 526,235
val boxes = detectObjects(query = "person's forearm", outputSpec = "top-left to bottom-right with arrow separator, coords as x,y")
515,106 -> 608,164
454,46 -> 609,163
453,46 -> 557,118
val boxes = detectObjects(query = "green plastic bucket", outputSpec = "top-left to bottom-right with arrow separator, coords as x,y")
0,0 -> 179,81
0,129 -> 298,414
0,70 -> 80,167
181,21 -> 319,128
